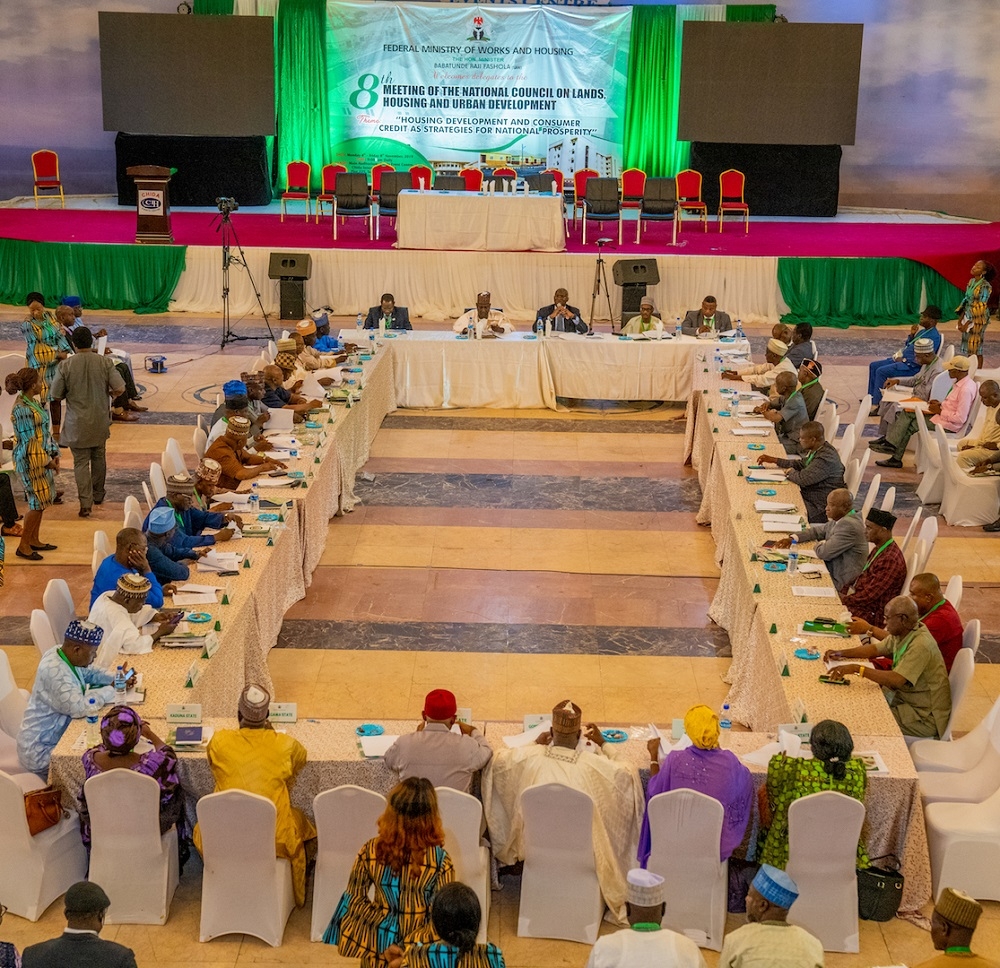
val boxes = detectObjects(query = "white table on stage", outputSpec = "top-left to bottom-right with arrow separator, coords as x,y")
395,190 -> 566,252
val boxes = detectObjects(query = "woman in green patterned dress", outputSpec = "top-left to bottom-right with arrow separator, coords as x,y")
758,719 -> 869,870
957,260 -> 996,368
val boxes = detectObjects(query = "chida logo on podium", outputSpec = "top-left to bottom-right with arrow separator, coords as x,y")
138,190 -> 164,215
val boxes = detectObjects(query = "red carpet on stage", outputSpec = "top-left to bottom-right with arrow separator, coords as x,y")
2,207 -> 998,290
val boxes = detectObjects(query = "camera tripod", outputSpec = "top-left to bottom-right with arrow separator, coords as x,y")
218,208 -> 273,349
588,238 -> 615,333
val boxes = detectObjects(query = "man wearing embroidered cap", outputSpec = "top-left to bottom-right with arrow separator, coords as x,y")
585,868 -> 706,968
194,456 -> 225,507
793,359 -> 825,420
88,571 -> 178,670
196,683 -> 316,906
915,887 -> 998,968
723,338 -> 797,390
204,413 -> 286,491
240,370 -> 270,427
622,296 -> 661,335
453,291 -> 514,337
141,505 -> 193,588
839,508 -> 907,627
143,471 -> 242,554
872,337 -> 944,442
383,688 -> 492,794
17,621 -> 118,775
867,306 -> 944,409
206,378 -> 265,448
273,337 -> 301,380
719,865 -> 822,968
484,699 -> 644,924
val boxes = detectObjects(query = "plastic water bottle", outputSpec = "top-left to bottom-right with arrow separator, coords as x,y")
544,316 -> 552,338
114,666 -> 127,704
675,317 -> 682,339
736,317 -> 745,341
355,312 -> 364,342
85,694 -> 101,747
719,703 -> 732,746
249,481 -> 259,513
787,550 -> 799,575
289,438 -> 298,459
714,350 -> 723,373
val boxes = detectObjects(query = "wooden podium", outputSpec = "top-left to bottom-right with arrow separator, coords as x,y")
125,165 -> 175,243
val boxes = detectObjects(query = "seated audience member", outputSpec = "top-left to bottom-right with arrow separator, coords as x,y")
719,866 -> 823,968
325,777 -> 454,966
585,869 -> 706,968
453,292 -> 514,337
389,882 -> 506,968
785,322 -> 819,368
273,338 -> 303,387
867,306 -> 944,410
971,450 -> 1000,530
17,621 -> 118,776
621,296 -> 661,335
827,595 -> 952,738
144,472 -> 240,552
207,380 -> 264,446
383,689 -> 492,794
365,293 -> 412,330
847,572 -> 964,672
261,364 -> 321,417
314,321 -> 340,352
21,881 -> 138,968
874,356 -> 977,468
957,380 -> 1000,469
195,684 -> 316,907
839,509 -> 907,625
915,888 -> 998,968
240,370 -> 270,428
756,370 -> 808,453
193,457 -> 227,507
78,705 -> 188,859
872,338 -> 944,440
534,287 -> 588,334
143,506 -> 193,586
772,323 -> 792,344
681,295 -> 731,336
758,719 -> 868,870
204,415 -> 286,490
89,572 -> 179,669
722,338 -> 795,390
291,330 -> 341,386
774,489 -> 867,592
794,359 -> 825,420
483,700 -> 644,924
91,527 -> 165,608
759,421 -> 846,524
639,705 -> 752,866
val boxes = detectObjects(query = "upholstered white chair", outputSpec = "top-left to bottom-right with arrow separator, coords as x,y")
42,578 -> 75,644
911,695 -> 1000,773
437,787 -> 491,944
927,783 -> 1000,900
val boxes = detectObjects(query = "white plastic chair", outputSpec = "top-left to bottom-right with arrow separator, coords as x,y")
86,770 -> 179,924
164,437 -> 187,478
941,649 -> 976,744
945,574 -> 963,610
198,790 -> 295,946
43,579 -> 75,644
930,371 -> 953,405
265,407 -> 295,431
844,458 -> 861,499
835,424 -> 856,463
968,356 -> 979,380
912,696 -> 1000,773
645,789 -> 727,951
91,549 -> 104,579
194,427 -> 208,461
963,618 -> 981,657
880,486 -> 896,514
30,609 -> 57,655
850,394 -> 871,452
901,508 -> 924,555
0,769 -> 88,921
310,786 -> 385,942
149,462 -> 167,502
856,447 -> 871,482
937,424 -> 1000,526
517,783 -> 604,943
786,791 -> 865,952
141,481 -> 155,514
437,787 -> 491,944
926,781 -> 1000,900
859,474 -> 882,521
267,339 -> 277,362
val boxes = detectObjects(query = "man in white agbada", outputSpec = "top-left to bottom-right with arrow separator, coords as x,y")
453,291 -> 515,337
88,572 -> 179,671
482,700 -> 644,924
585,869 -> 707,968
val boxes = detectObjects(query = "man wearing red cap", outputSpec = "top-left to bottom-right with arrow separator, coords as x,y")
383,689 -> 492,794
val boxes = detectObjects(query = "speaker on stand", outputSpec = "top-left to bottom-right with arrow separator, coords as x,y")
612,258 -> 660,332
267,252 -> 312,320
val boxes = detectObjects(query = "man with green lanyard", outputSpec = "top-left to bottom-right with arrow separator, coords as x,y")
825,595 -> 951,739
794,359 -> 825,420
756,371 -> 808,453
914,887 -> 999,968
16,620 -> 120,777
584,869 -> 706,968
839,508 -> 907,626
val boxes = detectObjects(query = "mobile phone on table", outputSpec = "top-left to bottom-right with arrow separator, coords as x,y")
818,674 -> 850,686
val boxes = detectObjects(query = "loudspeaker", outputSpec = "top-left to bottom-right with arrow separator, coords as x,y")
612,258 -> 659,286
279,279 -> 305,320
268,252 -> 312,280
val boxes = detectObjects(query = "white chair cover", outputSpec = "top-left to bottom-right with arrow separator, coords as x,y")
93,529 -> 111,557
30,609 -> 57,655
911,695 -> 1000,773
165,437 -> 188,478
919,701 -> 1000,806
944,574 -> 963,610
859,473 -> 881,521
0,654 -> 31,777
42,579 -> 75,644
937,424 -> 1000,526
880,486 -> 896,514
963,619 -> 981,656
835,424 -> 856,463
900,507 -> 923,555
914,411 -> 943,502
942,649 -> 976,743
437,787 -> 491,944
850,394 -> 871,450
91,549 -> 103,579
844,458 -> 861,499
194,427 -> 208,461
149,462 -> 167,501
927,782 -> 1000,900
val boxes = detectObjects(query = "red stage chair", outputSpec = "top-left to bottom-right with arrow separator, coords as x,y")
572,168 -> 599,230
370,163 -> 395,198
540,169 -> 564,195
315,164 -> 347,223
492,167 -> 517,179
620,168 -> 646,210
280,161 -> 312,222
32,150 -> 64,209
675,168 -> 707,233
458,168 -> 484,191
718,168 -> 750,234
409,164 -> 433,190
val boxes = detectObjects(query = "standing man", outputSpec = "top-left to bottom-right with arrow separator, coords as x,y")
681,296 -> 731,336
453,291 -> 514,336
534,288 -> 588,334
48,327 -> 124,518
364,293 -> 411,330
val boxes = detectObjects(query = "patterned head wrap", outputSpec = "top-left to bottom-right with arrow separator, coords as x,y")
684,704 -> 721,750
147,506 -> 176,535
239,683 -> 271,724
225,415 -> 251,440
117,572 -> 152,599
196,457 -> 222,484
101,704 -> 142,755
166,473 -> 195,495
551,699 -> 581,733
65,620 -> 104,648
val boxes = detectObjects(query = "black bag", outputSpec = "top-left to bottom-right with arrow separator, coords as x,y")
857,855 -> 904,921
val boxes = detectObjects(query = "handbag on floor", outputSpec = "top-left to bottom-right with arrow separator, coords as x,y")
857,855 -> 904,921
24,785 -> 65,836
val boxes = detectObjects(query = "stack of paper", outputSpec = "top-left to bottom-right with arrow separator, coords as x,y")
747,472 -> 786,483
197,550 -> 242,573
791,586 -> 838,598
359,734 -> 398,758
739,419 -> 773,428
761,514 -> 805,533
503,719 -> 552,748
170,583 -> 220,607
730,428 -> 768,437
755,499 -> 797,513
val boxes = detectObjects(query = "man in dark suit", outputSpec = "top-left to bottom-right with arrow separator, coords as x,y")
534,287 -> 588,334
22,881 -> 137,968
364,292 -> 411,330
681,295 -> 732,336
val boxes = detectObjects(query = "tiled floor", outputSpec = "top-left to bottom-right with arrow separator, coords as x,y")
2,309 -> 999,967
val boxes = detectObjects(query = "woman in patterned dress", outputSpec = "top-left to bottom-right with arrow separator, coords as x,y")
21,292 -> 72,435
957,260 -> 996,367
5,368 -> 59,560
758,719 -> 869,870
325,777 -> 455,967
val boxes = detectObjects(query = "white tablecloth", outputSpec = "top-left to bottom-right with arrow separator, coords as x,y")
396,190 -> 566,252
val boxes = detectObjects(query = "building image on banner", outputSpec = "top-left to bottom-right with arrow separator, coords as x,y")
325,2 -> 632,178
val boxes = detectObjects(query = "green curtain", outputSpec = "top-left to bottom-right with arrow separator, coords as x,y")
275,0 -> 330,192
777,257 -> 964,328
193,0 -> 233,13
0,239 -> 186,315
725,4 -> 776,22
623,7 -> 687,176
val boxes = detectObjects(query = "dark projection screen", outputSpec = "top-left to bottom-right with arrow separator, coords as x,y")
99,13 -> 275,137
678,22 -> 863,145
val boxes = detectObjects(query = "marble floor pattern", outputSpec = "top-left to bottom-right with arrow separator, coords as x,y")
2,309 -> 1000,968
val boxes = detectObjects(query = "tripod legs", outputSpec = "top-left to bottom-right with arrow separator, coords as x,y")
588,252 -> 615,333
219,216 -> 274,348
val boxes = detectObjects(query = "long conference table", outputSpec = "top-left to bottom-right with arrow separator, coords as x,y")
45,334 -> 932,914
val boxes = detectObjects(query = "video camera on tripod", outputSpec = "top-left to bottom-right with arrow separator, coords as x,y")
216,196 -> 239,217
